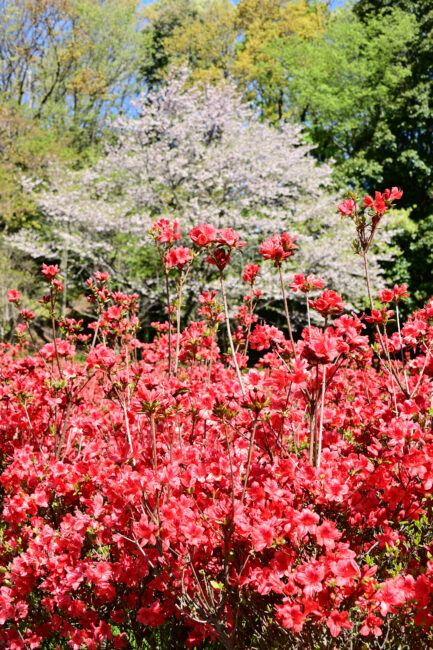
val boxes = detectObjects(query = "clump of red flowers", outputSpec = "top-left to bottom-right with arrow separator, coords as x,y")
258,232 -> 298,266
2,186 -> 433,650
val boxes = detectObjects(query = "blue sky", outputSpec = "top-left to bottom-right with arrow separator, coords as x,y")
140,0 -> 348,7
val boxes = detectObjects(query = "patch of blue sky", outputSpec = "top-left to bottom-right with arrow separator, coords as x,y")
139,0 -> 349,7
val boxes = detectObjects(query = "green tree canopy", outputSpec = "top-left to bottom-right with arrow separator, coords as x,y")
269,2 -> 432,225
352,0 -> 433,220
139,0 -> 328,103
140,0 -> 206,87
0,0 -> 142,147
0,105 -> 73,230
233,0 -> 328,122
270,7 -> 418,188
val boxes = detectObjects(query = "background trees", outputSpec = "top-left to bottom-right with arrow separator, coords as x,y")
269,8 -> 417,185
1,0 -> 433,336
149,0 -> 238,84
0,0 -> 142,146
10,72 -> 390,329
113,0 -> 433,242
0,106 -> 68,230
0,0 -> 142,235
233,0 -> 328,122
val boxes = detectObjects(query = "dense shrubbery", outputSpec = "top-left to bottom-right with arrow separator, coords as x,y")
1,189 -> 433,649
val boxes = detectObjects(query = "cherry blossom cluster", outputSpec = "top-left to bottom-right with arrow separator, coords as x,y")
6,70 -> 391,335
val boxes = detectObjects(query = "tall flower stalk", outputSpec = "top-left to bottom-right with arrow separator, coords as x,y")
242,264 -> 260,357
189,223 -> 247,395
164,250 -> 194,377
149,218 -> 182,378
164,270 -> 173,377
258,232 -> 298,356
338,188 -> 409,399
219,271 -> 245,395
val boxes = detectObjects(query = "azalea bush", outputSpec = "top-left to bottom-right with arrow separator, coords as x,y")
1,188 -> 433,649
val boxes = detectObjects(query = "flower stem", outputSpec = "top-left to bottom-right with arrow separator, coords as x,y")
220,272 -> 245,395
243,293 -> 254,357
174,274 -> 184,377
362,252 -> 409,398
316,365 -> 326,468
50,287 -> 62,376
396,303 -> 409,393
165,271 -> 172,378
278,265 -> 296,355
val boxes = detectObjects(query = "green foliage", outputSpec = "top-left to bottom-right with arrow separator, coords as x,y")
269,1 -> 433,224
139,0 -> 328,100
270,7 -> 417,184
405,215 -> 433,306
0,105 -> 74,231
113,233 -> 163,300
233,0 -> 329,122
140,0 -> 204,87
0,0 -> 142,147
352,0 -> 433,221
165,0 -> 237,83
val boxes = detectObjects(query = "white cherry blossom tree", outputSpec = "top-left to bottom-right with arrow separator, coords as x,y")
8,70 -> 393,326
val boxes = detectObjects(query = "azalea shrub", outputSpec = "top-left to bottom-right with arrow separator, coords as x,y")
1,188 -> 433,650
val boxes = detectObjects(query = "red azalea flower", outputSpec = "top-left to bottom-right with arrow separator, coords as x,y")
20,309 -> 35,321
249,323 -> 286,351
15,323 -> 27,335
378,283 -> 410,304
290,273 -> 324,294
392,283 -> 410,301
337,198 -> 355,217
373,191 -> 387,215
243,264 -> 260,284
258,234 -> 286,264
7,289 -> 21,304
150,218 -> 181,243
308,290 -> 344,318
315,520 -> 342,549
53,278 -> 65,292
205,247 -> 231,270
189,223 -> 218,246
296,562 -> 325,598
330,558 -> 361,586
327,610 -> 352,638
259,232 -> 297,266
384,186 -> 403,202
41,263 -> 60,281
280,232 -> 298,253
360,615 -> 383,637
94,271 -> 110,283
301,327 -> 340,365
363,193 -> 385,215
217,228 -> 246,249
165,246 -> 193,269
364,307 -> 394,324
377,288 -> 395,303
